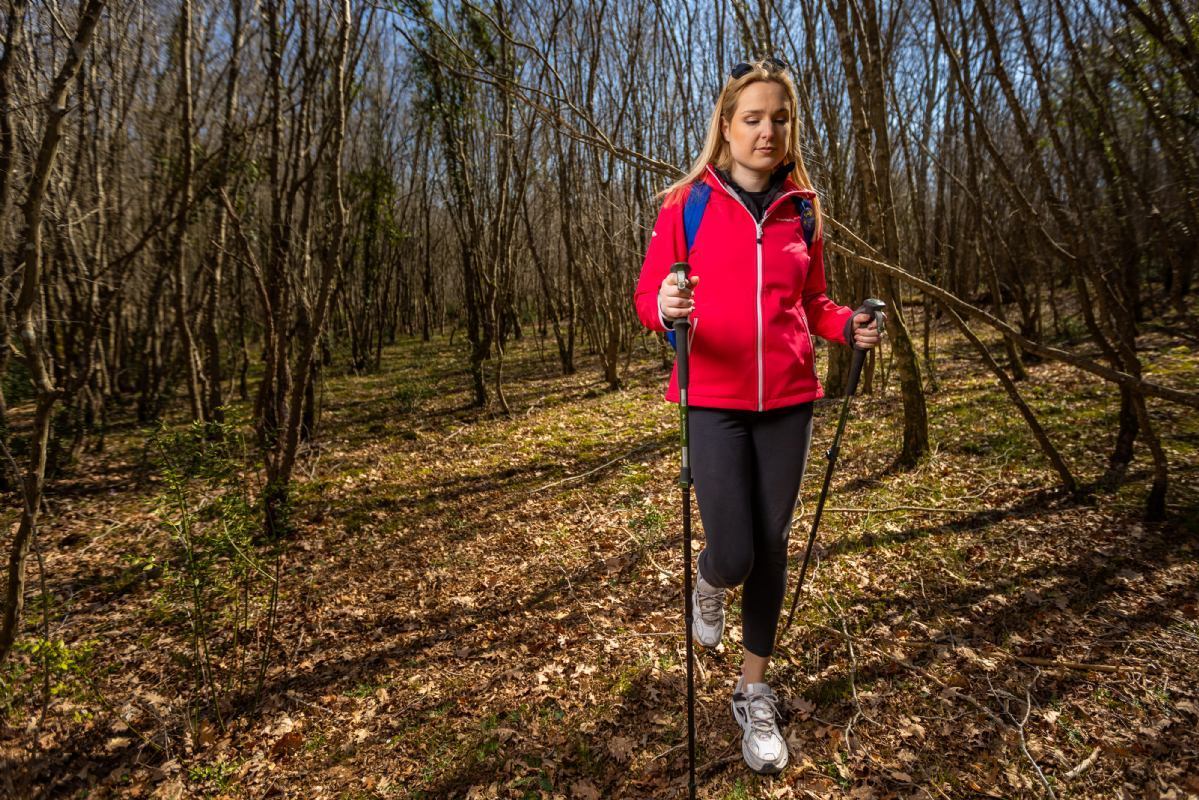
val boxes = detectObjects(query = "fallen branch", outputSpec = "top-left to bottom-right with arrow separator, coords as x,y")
815,624 -> 1006,725
939,565 -> 977,586
1064,745 -> 1101,780
815,623 -> 1061,796
821,505 -> 986,514
532,442 -> 656,493
284,690 -> 336,716
1004,676 -> 1058,800
651,742 -> 684,761
698,750 -> 742,775
825,236 -> 1199,410
825,595 -> 877,756
1014,656 -> 1143,674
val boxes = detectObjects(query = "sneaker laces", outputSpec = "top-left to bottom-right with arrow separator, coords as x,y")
744,686 -> 782,737
695,583 -> 723,624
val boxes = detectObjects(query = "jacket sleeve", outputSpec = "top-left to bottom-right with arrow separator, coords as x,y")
801,232 -> 855,346
634,197 -> 687,333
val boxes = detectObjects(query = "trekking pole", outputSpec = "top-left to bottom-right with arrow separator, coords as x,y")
779,299 -> 886,639
671,261 -> 697,800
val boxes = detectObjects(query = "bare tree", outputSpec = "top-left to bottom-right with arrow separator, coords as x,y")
0,0 -> 106,668
828,0 -> 930,466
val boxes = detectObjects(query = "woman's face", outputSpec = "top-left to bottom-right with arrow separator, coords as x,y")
721,81 -> 791,182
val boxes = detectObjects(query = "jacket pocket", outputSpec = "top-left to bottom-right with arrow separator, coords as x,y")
797,312 -> 816,377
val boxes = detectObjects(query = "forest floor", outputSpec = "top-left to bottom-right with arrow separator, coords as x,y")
1,317 -> 1198,800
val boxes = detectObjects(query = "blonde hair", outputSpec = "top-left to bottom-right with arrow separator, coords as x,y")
661,61 -> 822,236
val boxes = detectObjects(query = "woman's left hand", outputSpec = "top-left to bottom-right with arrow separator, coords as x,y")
852,312 -> 884,350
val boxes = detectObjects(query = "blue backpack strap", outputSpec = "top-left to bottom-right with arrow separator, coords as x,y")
667,182 -> 712,350
683,181 -> 711,252
793,196 -> 817,249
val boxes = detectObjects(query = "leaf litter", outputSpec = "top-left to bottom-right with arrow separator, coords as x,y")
0,329 -> 1196,799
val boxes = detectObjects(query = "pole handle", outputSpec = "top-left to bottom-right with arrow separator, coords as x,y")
846,298 -> 885,397
671,262 -> 692,390
851,298 -> 886,350
671,261 -> 691,291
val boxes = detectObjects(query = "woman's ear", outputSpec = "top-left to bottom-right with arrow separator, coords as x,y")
720,117 -> 729,143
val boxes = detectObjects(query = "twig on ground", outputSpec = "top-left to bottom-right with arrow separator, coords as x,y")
532,442 -> 655,493
77,669 -> 165,757
299,447 -> 322,480
880,644 -> 1004,725
1064,745 -> 1101,779
1014,656 -> 1144,674
698,751 -> 742,775
651,742 -> 684,760
551,555 -> 597,633
285,690 -> 336,716
938,564 -> 976,586
818,622 -> 1058,796
822,505 -> 986,514
925,782 -> 956,800
1004,676 -> 1056,800
644,550 -> 674,580
825,595 -> 876,757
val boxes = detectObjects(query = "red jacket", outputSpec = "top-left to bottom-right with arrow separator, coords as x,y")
635,165 -> 854,411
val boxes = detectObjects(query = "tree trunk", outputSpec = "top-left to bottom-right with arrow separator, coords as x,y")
829,0 -> 928,466
170,0 -> 204,424
0,0 -> 105,669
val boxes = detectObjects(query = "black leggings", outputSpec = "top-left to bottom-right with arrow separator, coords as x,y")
691,403 -> 813,658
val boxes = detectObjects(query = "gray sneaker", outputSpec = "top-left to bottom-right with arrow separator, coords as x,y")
731,678 -> 789,774
691,569 -> 725,648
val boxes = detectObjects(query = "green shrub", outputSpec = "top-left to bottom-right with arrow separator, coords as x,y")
150,419 -> 281,738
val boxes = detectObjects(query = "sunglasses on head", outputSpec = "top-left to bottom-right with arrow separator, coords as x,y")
730,57 -> 790,80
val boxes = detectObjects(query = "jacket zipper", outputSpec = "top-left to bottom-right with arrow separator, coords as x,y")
755,223 -> 764,410
708,168 -> 801,411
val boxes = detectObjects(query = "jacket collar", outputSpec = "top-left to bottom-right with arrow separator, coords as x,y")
715,162 -> 793,207
703,162 -> 815,202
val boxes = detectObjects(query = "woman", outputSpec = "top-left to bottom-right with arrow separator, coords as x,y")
633,58 -> 882,774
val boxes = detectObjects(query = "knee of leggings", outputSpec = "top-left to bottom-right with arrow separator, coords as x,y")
705,550 -> 753,588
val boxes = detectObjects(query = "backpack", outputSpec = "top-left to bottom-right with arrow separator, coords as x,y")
665,182 -> 817,349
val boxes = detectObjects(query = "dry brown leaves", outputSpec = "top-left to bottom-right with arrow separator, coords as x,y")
1,330 -> 1197,799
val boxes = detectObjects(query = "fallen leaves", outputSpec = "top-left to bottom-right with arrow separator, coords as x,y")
788,695 -> 816,720
570,779 -> 602,799
6,333 -> 1198,800
270,730 -> 304,760
149,780 -> 186,800
607,735 -> 637,763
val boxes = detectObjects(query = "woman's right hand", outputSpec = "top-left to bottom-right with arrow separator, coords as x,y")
658,273 -> 700,322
